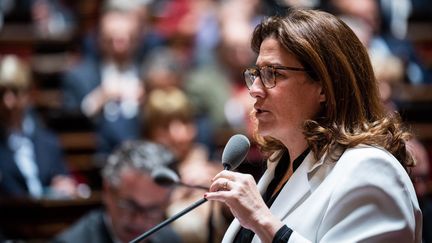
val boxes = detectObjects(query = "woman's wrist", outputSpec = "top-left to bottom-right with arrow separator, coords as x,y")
253,212 -> 285,243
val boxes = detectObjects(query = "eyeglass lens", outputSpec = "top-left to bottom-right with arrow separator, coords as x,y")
244,67 -> 275,89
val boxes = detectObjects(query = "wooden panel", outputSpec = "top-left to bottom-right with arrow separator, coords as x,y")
392,84 -> 432,103
32,89 -> 63,109
410,123 -> 432,141
58,131 -> 97,151
0,192 -> 102,240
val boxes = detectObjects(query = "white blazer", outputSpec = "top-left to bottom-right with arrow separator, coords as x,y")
222,145 -> 422,243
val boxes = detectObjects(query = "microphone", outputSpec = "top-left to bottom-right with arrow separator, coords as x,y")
151,166 -> 209,190
222,134 -> 251,170
129,134 -> 250,243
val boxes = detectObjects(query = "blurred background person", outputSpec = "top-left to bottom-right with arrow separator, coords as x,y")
81,0 -> 163,62
61,6 -> 146,157
141,46 -> 184,92
0,54 -> 80,199
0,0 -> 76,37
184,1 -> 258,161
52,140 -> 181,243
409,138 -> 432,243
31,0 -> 76,39
142,87 -> 228,243
325,0 -> 431,84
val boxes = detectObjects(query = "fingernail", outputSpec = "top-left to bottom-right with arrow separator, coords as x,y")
204,193 -> 208,198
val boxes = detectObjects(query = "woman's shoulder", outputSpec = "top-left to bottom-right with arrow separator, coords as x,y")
341,145 -> 401,168
327,144 -> 419,211
334,144 -> 412,189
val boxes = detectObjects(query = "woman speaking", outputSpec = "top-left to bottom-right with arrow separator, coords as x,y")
205,8 -> 422,243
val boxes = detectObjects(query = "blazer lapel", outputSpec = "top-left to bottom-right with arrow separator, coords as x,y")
251,152 -> 318,243
268,151 -> 315,220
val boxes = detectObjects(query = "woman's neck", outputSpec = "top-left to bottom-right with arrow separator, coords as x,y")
280,134 -> 308,164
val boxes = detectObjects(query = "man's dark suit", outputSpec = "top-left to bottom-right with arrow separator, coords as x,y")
62,58 -> 141,155
0,113 -> 69,197
52,209 -> 182,243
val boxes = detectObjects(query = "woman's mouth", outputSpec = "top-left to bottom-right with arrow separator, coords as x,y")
255,108 -> 270,117
255,107 -> 269,113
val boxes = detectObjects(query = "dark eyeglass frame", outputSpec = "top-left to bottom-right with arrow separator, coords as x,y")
109,186 -> 168,219
243,65 -> 307,89
115,197 -> 166,219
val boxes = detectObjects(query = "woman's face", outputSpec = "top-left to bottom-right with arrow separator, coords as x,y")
250,37 -> 325,143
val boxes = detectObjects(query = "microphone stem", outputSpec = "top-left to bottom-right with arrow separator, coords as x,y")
178,182 -> 209,190
129,197 -> 208,243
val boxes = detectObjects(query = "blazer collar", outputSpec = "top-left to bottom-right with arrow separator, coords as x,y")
269,147 -> 341,212
267,151 -> 317,219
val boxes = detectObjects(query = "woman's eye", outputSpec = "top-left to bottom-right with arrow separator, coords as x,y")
274,71 -> 284,78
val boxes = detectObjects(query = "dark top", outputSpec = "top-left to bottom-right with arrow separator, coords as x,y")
233,149 -> 310,243
62,58 -> 141,155
52,209 -> 182,243
0,111 -> 69,197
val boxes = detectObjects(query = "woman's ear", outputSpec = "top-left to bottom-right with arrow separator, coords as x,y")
318,85 -> 326,103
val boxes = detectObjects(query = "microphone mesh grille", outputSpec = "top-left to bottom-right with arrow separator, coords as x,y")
221,134 -> 250,170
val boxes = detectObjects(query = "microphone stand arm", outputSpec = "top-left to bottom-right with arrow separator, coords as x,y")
178,182 -> 209,190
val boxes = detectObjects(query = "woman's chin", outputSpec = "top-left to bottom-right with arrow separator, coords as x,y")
256,123 -> 275,137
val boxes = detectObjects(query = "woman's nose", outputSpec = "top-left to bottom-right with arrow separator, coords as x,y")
248,77 -> 266,98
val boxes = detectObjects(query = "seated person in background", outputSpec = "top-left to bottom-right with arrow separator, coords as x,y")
62,6 -> 145,156
409,139 -> 432,243
327,0 -> 431,84
0,54 -> 80,199
143,87 -> 228,243
53,140 -> 181,243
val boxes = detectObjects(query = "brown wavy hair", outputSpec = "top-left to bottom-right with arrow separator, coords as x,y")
250,9 -> 414,168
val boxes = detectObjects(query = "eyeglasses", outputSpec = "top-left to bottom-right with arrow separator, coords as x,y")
243,65 -> 307,89
116,197 -> 166,220
109,186 -> 168,220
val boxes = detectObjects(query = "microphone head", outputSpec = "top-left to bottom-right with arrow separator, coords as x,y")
151,166 -> 180,186
221,134 -> 250,170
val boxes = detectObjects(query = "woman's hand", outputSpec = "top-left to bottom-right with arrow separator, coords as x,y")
205,170 -> 284,242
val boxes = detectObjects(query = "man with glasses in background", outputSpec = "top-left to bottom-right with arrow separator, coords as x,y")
53,140 -> 182,243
